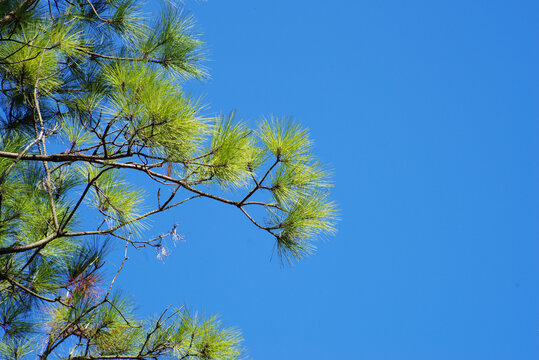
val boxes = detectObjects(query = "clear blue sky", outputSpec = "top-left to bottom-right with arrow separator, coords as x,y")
115,1 -> 539,358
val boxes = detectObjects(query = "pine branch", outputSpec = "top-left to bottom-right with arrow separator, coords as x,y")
0,0 -> 39,26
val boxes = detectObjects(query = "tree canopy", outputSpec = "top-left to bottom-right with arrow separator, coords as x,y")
0,0 -> 336,358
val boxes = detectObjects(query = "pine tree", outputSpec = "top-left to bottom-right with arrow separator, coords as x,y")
0,0 -> 336,358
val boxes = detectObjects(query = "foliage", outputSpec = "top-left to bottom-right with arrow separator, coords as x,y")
0,0 -> 336,358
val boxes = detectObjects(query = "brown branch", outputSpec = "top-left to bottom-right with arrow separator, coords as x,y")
67,355 -> 148,360
0,231 -> 59,255
80,49 -> 170,66
60,166 -> 112,230
242,201 -> 283,210
239,206 -> 277,237
34,40 -> 60,230
238,156 -> 280,205
137,306 -> 172,357
0,32 -> 40,61
0,0 -> 39,26
1,274 -> 70,306
0,150 -> 281,255
84,0 -> 109,23
106,243 -> 128,298
0,151 -> 132,162
0,151 -> 241,205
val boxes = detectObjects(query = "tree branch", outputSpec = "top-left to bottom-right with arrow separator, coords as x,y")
0,0 -> 39,26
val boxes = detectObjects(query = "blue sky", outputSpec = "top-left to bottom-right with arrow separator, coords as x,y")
115,1 -> 539,358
